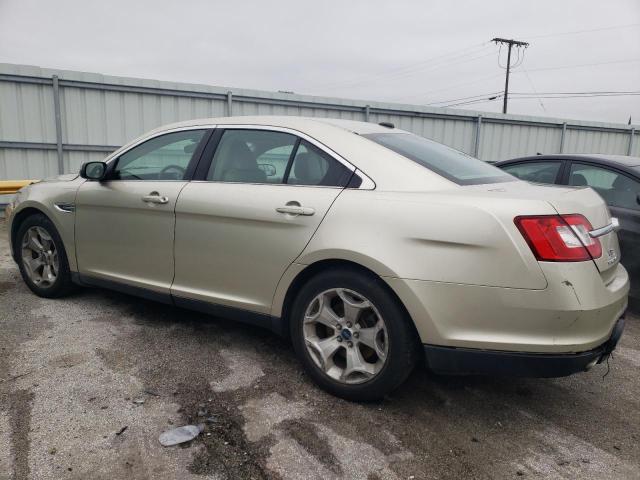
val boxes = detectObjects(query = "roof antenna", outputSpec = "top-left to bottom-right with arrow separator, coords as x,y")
379,122 -> 395,129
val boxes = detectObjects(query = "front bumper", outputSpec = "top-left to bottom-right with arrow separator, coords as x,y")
424,316 -> 625,377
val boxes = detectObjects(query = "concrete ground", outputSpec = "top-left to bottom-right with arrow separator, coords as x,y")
1,219 -> 639,480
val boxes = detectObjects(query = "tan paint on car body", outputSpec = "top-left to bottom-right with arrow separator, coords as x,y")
172,182 -> 343,313
7,116 -> 629,355
75,179 -> 189,293
7,175 -> 83,271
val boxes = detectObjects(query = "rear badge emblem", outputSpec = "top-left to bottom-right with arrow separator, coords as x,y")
606,249 -> 618,265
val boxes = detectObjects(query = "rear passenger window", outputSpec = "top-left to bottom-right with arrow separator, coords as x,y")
207,131 -> 353,188
287,140 -> 352,187
207,130 -> 297,183
502,161 -> 561,184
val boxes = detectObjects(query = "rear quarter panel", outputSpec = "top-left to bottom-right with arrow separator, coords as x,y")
293,188 -> 553,288
275,188 -> 628,351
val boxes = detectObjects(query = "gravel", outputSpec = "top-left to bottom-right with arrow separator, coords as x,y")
1,219 -> 638,479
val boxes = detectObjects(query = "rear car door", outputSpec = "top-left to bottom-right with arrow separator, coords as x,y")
567,162 -> 640,297
172,126 -> 355,315
500,160 -> 565,184
75,128 -> 210,295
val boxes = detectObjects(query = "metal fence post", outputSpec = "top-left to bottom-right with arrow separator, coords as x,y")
474,115 -> 482,158
52,75 -> 64,173
226,91 -> 233,116
559,122 -> 567,153
628,128 -> 636,156
364,105 -> 370,122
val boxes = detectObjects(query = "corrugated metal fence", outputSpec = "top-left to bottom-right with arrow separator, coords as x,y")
0,63 -> 638,181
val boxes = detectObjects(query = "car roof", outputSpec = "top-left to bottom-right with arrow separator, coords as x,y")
497,153 -> 640,169
150,115 -> 398,136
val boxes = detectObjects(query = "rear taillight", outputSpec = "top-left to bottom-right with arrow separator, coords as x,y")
561,214 -> 602,259
515,214 -> 602,262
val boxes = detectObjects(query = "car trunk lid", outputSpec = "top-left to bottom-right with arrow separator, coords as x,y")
464,181 -> 621,275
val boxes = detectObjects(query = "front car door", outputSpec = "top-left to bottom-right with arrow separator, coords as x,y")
566,161 -> 640,300
172,126 -> 356,317
75,128 -> 210,296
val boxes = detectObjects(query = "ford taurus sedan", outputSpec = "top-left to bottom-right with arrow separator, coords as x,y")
6,116 -> 629,401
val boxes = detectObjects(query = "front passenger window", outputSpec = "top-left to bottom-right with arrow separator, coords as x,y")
114,129 -> 206,180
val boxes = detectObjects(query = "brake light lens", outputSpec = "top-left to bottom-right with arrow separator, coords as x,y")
561,214 -> 602,259
515,214 -> 602,262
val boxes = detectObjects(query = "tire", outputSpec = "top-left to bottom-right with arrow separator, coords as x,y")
290,267 -> 420,401
15,213 -> 76,298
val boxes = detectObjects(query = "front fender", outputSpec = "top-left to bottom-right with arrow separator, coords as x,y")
8,180 -> 82,271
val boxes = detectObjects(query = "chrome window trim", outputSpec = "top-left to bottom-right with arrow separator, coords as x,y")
188,180 -> 344,189
354,169 -> 375,189
211,124 -> 376,190
103,125 -> 213,165
104,123 -> 376,190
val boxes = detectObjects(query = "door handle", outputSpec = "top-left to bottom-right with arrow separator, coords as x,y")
142,192 -> 169,204
276,202 -> 315,216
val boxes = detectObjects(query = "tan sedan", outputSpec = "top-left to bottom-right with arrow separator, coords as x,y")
7,116 -> 628,400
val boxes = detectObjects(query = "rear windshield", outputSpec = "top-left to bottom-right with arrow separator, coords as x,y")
363,132 -> 514,185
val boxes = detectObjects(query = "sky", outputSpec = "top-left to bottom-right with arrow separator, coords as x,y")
1,0 -> 639,124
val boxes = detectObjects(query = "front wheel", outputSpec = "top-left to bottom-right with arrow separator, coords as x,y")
290,268 -> 419,401
16,213 -> 76,298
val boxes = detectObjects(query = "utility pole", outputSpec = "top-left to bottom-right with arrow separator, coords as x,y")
491,37 -> 529,114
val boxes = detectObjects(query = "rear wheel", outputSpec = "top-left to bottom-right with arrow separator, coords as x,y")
16,214 -> 75,298
290,268 -> 419,401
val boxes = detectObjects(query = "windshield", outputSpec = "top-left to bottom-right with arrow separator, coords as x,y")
363,132 -> 514,185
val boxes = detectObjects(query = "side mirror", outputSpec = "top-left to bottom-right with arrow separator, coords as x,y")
80,161 -> 107,181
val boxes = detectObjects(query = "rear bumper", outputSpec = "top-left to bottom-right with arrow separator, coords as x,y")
424,316 -> 625,377
386,261 -> 629,353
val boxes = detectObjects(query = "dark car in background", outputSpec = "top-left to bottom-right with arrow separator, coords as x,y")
495,154 -> 640,310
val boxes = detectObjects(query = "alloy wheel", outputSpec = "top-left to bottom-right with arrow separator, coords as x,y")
21,226 -> 59,288
302,288 -> 388,384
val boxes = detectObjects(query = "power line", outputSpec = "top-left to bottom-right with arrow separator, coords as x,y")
521,66 -> 546,113
440,91 -> 640,108
396,55 -> 639,105
510,90 -> 640,95
323,48 -> 494,91
309,42 -> 492,91
431,90 -> 640,106
428,91 -> 503,105
524,22 -> 640,40
523,58 -> 640,72
393,73 -> 504,103
442,97 -> 502,108
353,50 -> 495,85
512,93 -> 640,99
309,23 -> 639,99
